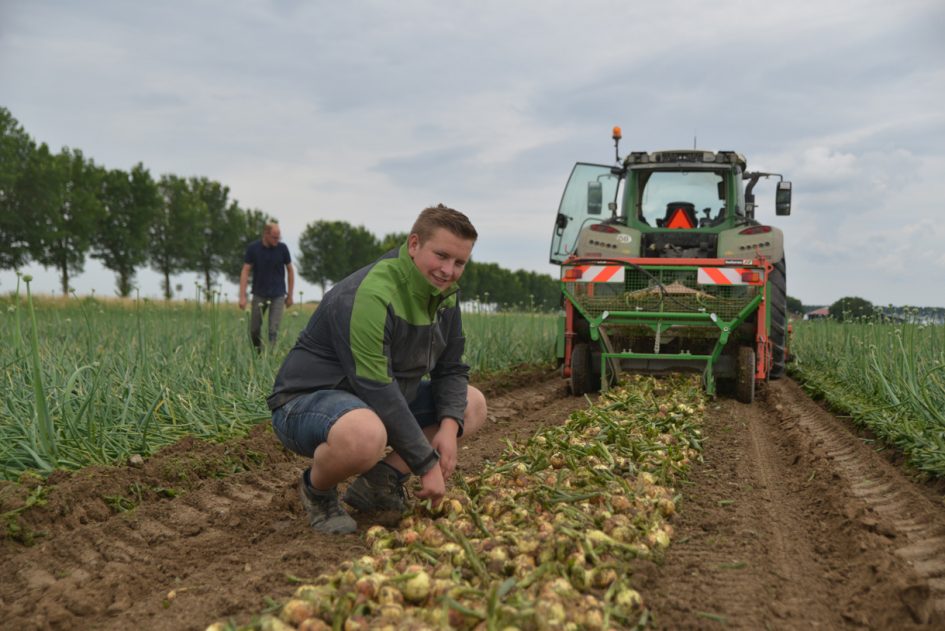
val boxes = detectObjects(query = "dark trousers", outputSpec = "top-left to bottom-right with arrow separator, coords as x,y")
250,295 -> 286,350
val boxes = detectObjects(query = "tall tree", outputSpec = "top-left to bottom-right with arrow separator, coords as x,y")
24,146 -> 104,295
297,220 -> 379,295
92,164 -> 162,297
513,268 -> 559,311
189,176 -> 245,295
829,296 -> 875,321
378,231 -> 408,254
459,262 -> 557,311
0,107 -> 35,271
786,295 -> 804,315
467,261 -> 521,307
150,175 -> 201,299
345,223 -> 383,274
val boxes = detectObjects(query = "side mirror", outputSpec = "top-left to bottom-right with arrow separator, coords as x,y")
776,181 -> 792,216
587,181 -> 602,215
555,213 -> 569,235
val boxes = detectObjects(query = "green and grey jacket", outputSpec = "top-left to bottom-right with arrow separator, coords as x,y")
267,244 -> 469,475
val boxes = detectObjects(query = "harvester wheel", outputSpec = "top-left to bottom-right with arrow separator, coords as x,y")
570,343 -> 593,395
735,346 -> 756,404
769,258 -> 788,379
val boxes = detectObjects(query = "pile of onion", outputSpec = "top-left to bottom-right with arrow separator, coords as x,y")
206,374 -> 704,630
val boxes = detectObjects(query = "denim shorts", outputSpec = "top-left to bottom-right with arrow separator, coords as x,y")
271,382 -> 439,457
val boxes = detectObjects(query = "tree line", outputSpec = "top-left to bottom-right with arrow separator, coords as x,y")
1,107 -> 273,298
791,295 -> 944,322
1,107 -> 561,309
295,220 -> 561,311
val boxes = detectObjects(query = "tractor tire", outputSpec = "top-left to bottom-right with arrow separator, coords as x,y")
735,346 -> 756,404
570,343 -> 593,396
769,258 -> 788,380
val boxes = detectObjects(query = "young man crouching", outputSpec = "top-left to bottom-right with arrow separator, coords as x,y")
268,205 -> 487,534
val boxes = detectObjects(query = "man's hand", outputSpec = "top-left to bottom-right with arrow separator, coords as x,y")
238,295 -> 247,310
431,418 -> 460,479
415,463 -> 446,506
285,294 -> 294,308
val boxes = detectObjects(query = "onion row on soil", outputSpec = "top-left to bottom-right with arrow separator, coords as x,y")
0,288 -> 557,480
790,320 -> 945,477
206,375 -> 704,631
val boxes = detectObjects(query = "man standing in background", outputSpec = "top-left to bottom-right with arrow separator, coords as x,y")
239,221 -> 295,351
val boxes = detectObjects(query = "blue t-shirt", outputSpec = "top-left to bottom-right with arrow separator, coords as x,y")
244,240 -> 291,298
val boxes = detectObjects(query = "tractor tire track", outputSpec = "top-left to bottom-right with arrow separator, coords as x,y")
775,378 -> 945,621
637,377 -> 945,629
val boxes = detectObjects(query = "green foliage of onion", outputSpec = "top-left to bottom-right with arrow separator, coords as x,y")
0,295 -> 298,479
461,307 -> 557,373
0,297 -> 558,479
790,318 -> 945,476
22,277 -> 57,468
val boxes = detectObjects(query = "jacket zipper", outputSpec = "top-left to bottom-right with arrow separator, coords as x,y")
427,294 -> 440,371
424,287 -> 458,372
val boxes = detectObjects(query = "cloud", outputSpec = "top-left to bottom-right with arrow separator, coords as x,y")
793,147 -> 858,181
1,0 -> 944,306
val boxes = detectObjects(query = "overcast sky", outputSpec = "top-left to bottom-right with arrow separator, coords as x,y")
2,0 -> 943,308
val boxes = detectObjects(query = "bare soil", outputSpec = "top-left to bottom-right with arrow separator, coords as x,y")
637,378 -> 945,629
1,372 -> 943,630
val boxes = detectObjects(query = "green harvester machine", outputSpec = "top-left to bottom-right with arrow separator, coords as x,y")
551,128 -> 793,403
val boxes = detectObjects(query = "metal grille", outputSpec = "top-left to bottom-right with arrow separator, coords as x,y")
565,267 -> 758,320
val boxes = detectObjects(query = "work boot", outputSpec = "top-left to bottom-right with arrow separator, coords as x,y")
298,470 -> 357,535
343,462 -> 409,514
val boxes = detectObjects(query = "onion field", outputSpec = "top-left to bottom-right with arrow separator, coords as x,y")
5,291 -> 945,628
0,285 -> 557,480
790,318 -> 945,477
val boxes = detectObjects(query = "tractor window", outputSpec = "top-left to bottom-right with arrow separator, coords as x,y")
550,163 -> 620,264
638,170 -> 726,228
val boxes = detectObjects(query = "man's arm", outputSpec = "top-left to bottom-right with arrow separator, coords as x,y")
430,417 -> 461,479
285,262 -> 295,307
238,263 -> 251,310
427,306 -> 468,480
430,306 -> 470,432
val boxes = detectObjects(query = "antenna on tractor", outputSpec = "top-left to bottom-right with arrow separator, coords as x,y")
613,126 -> 622,163
693,133 -> 697,150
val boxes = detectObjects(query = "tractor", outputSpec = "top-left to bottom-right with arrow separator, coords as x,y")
550,128 -> 793,403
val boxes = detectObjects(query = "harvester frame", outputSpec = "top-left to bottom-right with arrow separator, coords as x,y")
551,129 -> 792,402
560,255 -> 773,402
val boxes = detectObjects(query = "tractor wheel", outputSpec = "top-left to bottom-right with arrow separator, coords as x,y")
570,343 -> 593,396
735,346 -> 756,404
769,257 -> 788,379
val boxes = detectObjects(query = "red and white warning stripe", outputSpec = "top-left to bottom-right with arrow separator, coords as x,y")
697,267 -> 756,285
564,265 -> 623,283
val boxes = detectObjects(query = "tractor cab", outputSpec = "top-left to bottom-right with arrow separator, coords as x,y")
550,162 -> 622,263
548,129 -> 795,402
550,144 -> 792,264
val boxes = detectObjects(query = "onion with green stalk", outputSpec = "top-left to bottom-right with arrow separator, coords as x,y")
206,375 -> 704,630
